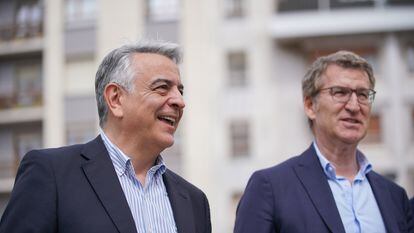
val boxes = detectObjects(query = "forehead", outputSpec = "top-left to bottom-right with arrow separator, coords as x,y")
320,64 -> 370,88
131,53 -> 180,79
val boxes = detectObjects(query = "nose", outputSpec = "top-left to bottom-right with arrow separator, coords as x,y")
169,88 -> 185,109
344,92 -> 360,113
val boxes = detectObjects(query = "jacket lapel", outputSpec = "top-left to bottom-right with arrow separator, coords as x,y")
163,170 -> 196,233
293,145 -> 346,233
367,171 -> 399,232
81,136 -> 137,233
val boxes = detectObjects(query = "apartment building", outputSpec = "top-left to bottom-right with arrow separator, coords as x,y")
183,0 -> 414,231
0,0 -> 414,232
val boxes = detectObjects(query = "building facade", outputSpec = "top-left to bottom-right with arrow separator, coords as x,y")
0,0 -> 413,232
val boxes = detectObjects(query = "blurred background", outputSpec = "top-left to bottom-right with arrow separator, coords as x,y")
0,0 -> 414,232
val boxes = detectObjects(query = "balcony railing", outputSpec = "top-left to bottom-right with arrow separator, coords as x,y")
0,23 -> 43,42
0,91 -> 42,110
277,0 -> 414,12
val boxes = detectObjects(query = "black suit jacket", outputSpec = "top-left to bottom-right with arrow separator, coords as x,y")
0,136 -> 211,233
234,145 -> 413,233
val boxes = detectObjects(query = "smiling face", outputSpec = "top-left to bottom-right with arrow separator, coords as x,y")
120,53 -> 185,151
304,64 -> 372,146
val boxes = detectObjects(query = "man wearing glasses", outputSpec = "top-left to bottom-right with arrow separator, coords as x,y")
234,51 -> 413,233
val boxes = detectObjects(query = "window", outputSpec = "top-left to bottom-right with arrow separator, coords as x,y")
0,59 -> 42,110
0,63 -> 15,109
227,51 -> 247,87
277,0 -> 318,12
15,61 -> 42,107
147,0 -> 179,22
412,108 -> 414,142
224,0 -> 245,18
15,0 -> 43,38
66,122 -> 96,145
15,131 -> 42,161
387,0 -> 414,6
330,0 -> 374,9
65,0 -> 96,23
407,44 -> 414,73
64,96 -> 97,144
362,114 -> 382,144
230,120 -> 250,157
0,123 -> 42,179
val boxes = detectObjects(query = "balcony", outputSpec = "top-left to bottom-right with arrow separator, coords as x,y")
0,0 -> 44,56
0,23 -> 42,42
0,123 -> 42,184
0,58 -> 43,123
276,0 -> 414,13
271,0 -> 414,39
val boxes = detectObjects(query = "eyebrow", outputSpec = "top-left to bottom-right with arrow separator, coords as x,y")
151,78 -> 184,92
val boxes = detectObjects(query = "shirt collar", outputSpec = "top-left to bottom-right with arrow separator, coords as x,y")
100,130 -> 166,178
313,141 -> 372,180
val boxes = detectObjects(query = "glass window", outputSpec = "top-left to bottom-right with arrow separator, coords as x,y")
330,0 -> 374,9
387,0 -> 414,6
147,0 -> 179,22
0,130 -> 14,179
228,51 -> 247,87
65,0 -> 96,23
15,0 -> 43,38
0,58 -> 42,110
362,114 -> 382,144
66,121 -> 96,145
15,61 -> 42,107
230,119 -> 250,157
406,44 -> 414,73
0,63 -> 15,110
0,123 -> 42,179
15,131 -> 42,161
224,0 -> 245,18
412,108 -> 414,142
64,96 -> 97,145
277,0 -> 318,12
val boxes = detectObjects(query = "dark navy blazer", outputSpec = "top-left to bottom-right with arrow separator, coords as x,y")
234,145 -> 413,233
0,136 -> 211,233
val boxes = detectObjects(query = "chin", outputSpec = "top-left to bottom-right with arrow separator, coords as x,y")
339,133 -> 365,144
158,136 -> 175,149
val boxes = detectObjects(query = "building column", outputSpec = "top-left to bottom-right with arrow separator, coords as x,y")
96,0 -> 144,61
181,0 -> 220,230
43,0 -> 64,147
382,33 -> 409,188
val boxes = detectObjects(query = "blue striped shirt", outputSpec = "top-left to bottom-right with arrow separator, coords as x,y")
100,132 -> 177,233
313,142 -> 386,233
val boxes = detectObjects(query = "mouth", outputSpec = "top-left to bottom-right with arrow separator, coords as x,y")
158,115 -> 177,127
341,118 -> 362,125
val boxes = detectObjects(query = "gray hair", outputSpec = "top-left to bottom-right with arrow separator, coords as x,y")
95,40 -> 182,127
302,50 -> 375,127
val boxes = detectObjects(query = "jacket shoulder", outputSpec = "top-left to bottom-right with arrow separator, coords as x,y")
164,169 -> 206,196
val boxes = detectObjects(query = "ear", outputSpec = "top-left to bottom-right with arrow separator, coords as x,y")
104,83 -> 125,119
303,96 -> 317,121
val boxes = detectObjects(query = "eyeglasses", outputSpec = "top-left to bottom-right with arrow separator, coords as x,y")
316,86 -> 376,105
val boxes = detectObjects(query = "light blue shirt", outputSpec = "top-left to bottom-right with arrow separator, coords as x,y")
100,131 -> 177,233
313,142 -> 386,233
